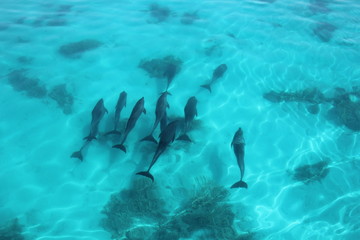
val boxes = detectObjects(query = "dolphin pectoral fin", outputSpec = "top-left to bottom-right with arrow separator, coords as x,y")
71,151 -> 83,161
112,144 -> 126,153
140,135 -> 158,144
167,103 -> 170,108
136,171 -> 154,182
105,108 -> 108,114
104,130 -> 122,136
143,108 -> 146,114
200,84 -> 212,92
177,134 -> 192,142
230,180 -> 248,189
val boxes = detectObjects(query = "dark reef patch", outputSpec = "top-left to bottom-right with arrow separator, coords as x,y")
263,87 -> 360,132
58,39 -> 103,58
57,4 -> 73,13
46,19 -> 67,26
7,69 -> 47,98
101,179 -> 255,239
180,11 -> 199,25
49,84 -> 74,114
0,218 -> 24,240
139,55 -> 182,79
148,3 -> 171,23
263,88 -> 326,104
0,23 -> 10,31
313,22 -> 337,42
326,92 -> 360,131
101,179 -> 167,239
155,182 -> 242,240
17,56 -> 33,64
291,159 -> 330,184
309,0 -> 331,14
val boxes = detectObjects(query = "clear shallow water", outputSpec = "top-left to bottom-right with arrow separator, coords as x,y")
0,0 -> 359,239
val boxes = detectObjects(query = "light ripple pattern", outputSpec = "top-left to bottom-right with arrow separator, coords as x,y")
0,0 -> 359,240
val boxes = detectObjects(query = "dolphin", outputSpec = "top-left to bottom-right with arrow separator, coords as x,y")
136,120 -> 179,182
105,91 -> 127,136
177,96 -> 197,142
164,63 -> 177,92
113,97 -> 146,153
200,64 -> 227,92
83,98 -> 108,141
230,128 -> 247,189
160,110 -> 168,132
72,98 -> 107,161
141,92 -> 169,144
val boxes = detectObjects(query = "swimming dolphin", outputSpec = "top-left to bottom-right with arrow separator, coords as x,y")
83,98 -> 108,141
72,98 -> 107,161
136,120 -> 180,182
113,97 -> 146,153
177,96 -> 197,142
164,63 -> 177,92
160,111 -> 168,132
200,64 -> 228,92
105,91 -> 127,136
230,128 -> 247,189
141,92 -> 169,144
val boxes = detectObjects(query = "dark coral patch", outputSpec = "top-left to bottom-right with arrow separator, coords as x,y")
149,3 -> 171,23
58,39 -> 102,58
292,159 -> 330,184
7,70 -> 47,98
49,84 -> 74,114
0,218 -> 24,240
139,55 -> 182,79
313,22 -> 337,42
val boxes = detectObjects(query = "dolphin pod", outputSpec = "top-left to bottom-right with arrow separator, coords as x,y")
71,64 -> 250,189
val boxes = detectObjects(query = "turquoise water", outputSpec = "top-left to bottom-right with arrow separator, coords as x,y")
1,0 -> 360,239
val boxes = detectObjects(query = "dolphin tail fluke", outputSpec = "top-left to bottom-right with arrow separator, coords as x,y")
177,134 -> 192,142
112,144 -> 126,153
104,130 -> 122,136
136,171 -> 154,182
230,180 -> 248,189
140,135 -> 158,144
164,90 -> 172,96
200,84 -> 211,92
71,151 -> 83,161
83,135 -> 96,141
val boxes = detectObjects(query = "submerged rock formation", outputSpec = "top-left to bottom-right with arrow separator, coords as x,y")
58,39 -> 102,58
139,55 -> 182,79
291,159 -> 330,184
101,179 -> 254,240
7,69 -> 47,98
101,179 -> 167,239
148,3 -> 171,23
313,22 -> 337,42
49,84 -> 74,114
0,218 -> 24,240
263,87 -> 360,131
180,11 -> 199,25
